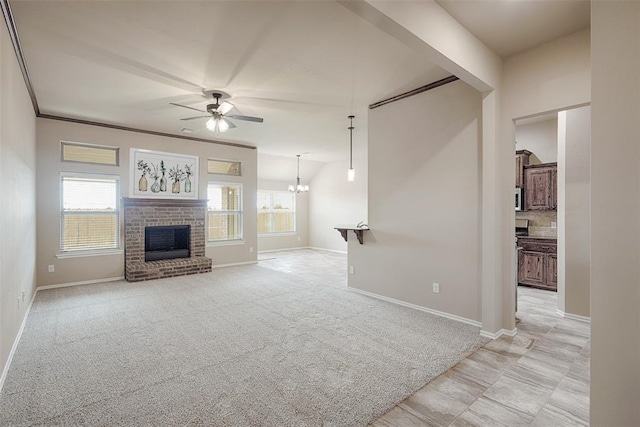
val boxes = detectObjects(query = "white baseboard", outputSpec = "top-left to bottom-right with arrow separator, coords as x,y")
556,309 -> 590,323
480,328 -> 518,340
212,260 -> 258,269
347,287 -> 482,328
0,289 -> 37,393
257,247 -> 308,254
307,246 -> 347,255
37,276 -> 124,291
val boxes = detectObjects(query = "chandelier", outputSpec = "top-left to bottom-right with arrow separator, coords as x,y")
288,154 -> 309,193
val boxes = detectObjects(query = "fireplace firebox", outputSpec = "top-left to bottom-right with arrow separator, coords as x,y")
145,225 -> 190,262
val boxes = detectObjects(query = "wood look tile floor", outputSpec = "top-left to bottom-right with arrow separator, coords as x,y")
258,249 -> 590,427
374,287 -> 590,427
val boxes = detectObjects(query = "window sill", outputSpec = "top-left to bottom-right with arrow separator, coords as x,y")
56,249 -> 123,259
258,232 -> 297,237
207,239 -> 245,247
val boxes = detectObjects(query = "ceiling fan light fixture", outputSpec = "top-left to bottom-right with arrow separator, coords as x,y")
173,90 -> 263,133
205,117 -> 216,132
218,118 -> 230,133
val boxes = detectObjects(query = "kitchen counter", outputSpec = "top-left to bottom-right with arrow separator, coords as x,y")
517,235 -> 557,240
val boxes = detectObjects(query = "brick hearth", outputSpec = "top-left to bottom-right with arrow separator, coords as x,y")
122,197 -> 212,282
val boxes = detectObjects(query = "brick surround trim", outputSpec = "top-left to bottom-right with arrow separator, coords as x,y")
122,197 -> 212,282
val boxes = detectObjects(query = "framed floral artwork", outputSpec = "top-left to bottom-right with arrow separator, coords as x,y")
130,148 -> 199,199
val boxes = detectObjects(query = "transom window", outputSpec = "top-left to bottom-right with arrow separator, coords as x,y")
258,190 -> 295,234
60,173 -> 120,252
207,183 -> 243,242
61,141 -> 119,166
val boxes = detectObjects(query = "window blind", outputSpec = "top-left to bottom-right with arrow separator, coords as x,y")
61,141 -> 119,166
207,183 -> 243,241
60,174 -> 120,252
258,190 -> 295,234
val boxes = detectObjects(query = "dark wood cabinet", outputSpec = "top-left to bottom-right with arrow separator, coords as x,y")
517,237 -> 557,291
546,253 -> 558,288
524,163 -> 557,211
515,150 -> 531,188
519,251 -> 546,287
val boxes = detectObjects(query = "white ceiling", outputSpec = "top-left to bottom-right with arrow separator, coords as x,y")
11,1 -> 449,163
11,1 -> 590,165
437,0 -> 590,58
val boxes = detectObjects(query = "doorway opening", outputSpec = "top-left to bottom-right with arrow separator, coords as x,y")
513,104 -> 591,333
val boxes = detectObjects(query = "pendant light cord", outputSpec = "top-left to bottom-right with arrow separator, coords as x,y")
348,115 -> 355,169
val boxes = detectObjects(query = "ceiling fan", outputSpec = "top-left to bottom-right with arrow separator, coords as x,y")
170,90 -> 264,133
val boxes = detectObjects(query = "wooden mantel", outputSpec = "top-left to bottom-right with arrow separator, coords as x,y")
334,226 -> 369,245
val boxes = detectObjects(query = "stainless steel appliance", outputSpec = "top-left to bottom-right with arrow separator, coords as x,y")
515,218 -> 529,236
515,187 -> 523,211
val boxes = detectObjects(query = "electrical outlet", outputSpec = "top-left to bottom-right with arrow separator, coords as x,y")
249,247 -> 254,253
551,222 -> 557,228
297,236 -> 301,242
349,266 -> 355,275
21,290 -> 25,302
433,283 -> 440,293
48,264 -> 55,273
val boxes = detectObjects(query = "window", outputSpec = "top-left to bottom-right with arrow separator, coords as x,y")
258,190 -> 295,234
61,141 -> 119,166
207,183 -> 243,242
207,159 -> 241,176
60,173 -> 120,252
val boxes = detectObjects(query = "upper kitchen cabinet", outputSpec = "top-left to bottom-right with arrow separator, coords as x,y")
515,150 -> 532,188
524,163 -> 557,211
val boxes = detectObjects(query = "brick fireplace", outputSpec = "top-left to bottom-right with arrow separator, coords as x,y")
122,197 -> 212,282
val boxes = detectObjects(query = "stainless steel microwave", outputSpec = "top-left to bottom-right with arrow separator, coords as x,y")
515,188 -> 523,211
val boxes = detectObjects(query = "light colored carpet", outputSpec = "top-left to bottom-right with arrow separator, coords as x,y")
1,263 -> 487,426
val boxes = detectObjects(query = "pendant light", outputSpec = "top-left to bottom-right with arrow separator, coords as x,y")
347,115 -> 355,181
288,154 -> 309,193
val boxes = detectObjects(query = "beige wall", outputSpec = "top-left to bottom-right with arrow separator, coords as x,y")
257,179 -> 309,252
36,119 -> 257,286
0,21 -> 37,383
309,158 -> 368,253
515,117 -> 558,164
591,1 -> 640,424
562,106 -> 590,318
500,29 -> 591,329
349,80 -> 482,323
344,0 -> 505,334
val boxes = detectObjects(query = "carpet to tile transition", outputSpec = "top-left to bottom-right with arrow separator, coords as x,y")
0,264 -> 486,426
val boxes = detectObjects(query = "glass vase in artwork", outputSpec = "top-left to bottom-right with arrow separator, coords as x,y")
138,175 -> 147,192
151,178 -> 160,193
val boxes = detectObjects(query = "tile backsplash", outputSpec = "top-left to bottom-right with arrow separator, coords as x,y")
516,210 -> 557,237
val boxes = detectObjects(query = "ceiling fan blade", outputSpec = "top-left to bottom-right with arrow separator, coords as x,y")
170,102 -> 206,113
218,101 -> 234,115
226,114 -> 264,123
222,118 -> 236,129
180,115 -> 210,121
